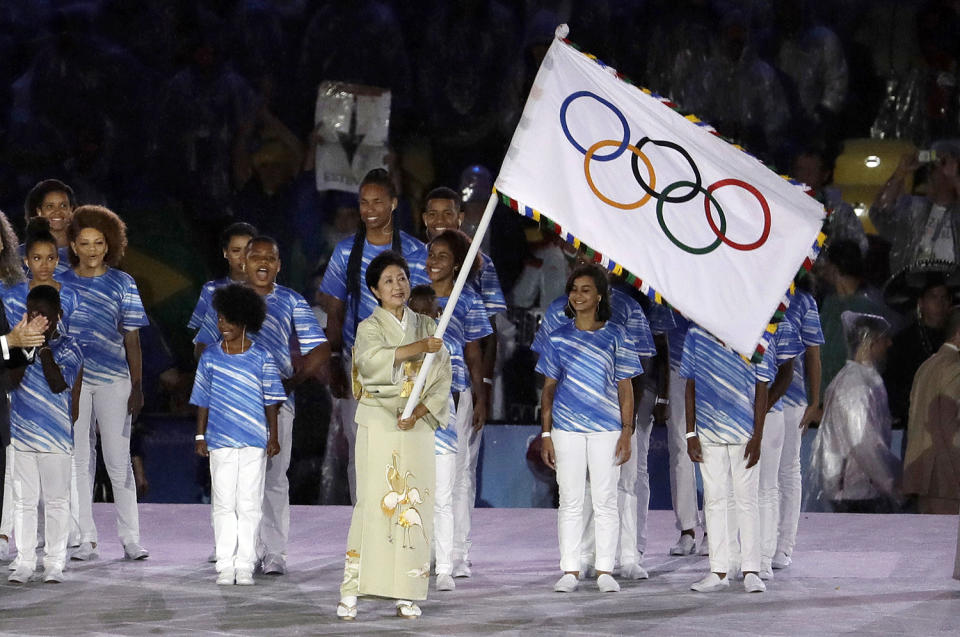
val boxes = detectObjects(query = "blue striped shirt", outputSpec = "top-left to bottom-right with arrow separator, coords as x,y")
188,277 -> 235,330
2,282 -> 80,335
435,395 -> 458,455
59,268 -> 149,385
436,288 -> 493,393
764,320 -> 804,413
190,342 -> 287,449
783,291 -> 825,407
644,301 -> 677,335
468,253 -> 507,316
195,284 -> 327,379
678,326 -> 777,444
10,335 -> 83,453
319,232 -> 429,350
536,321 -> 643,433
532,287 -> 656,358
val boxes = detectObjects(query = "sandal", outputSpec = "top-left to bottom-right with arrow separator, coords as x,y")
336,601 -> 357,621
395,601 -> 422,618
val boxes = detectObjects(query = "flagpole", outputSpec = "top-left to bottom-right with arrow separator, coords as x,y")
401,190 -> 499,420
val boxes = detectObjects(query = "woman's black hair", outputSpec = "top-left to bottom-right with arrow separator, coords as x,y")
24,179 -> 76,219
564,263 -> 611,322
347,168 -> 401,331
365,251 -> 410,306
25,216 -> 58,254
212,284 -> 267,332
428,229 -> 480,280
219,222 -> 258,250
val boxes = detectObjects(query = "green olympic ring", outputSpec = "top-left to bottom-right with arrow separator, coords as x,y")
656,181 -> 727,255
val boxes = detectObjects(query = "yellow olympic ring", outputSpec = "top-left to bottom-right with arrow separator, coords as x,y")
583,139 -> 656,210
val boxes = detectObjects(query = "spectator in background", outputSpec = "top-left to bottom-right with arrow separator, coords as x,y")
870,143 -> 960,276
791,148 -> 868,256
642,0 -> 716,102
903,307 -> 960,514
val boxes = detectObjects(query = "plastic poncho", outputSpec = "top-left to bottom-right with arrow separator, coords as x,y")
805,312 -> 900,510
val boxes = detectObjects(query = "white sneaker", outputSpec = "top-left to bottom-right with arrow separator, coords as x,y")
0,537 -> 9,561
123,543 -> 149,560
8,565 -> 33,584
597,573 -> 620,592
261,554 -> 286,575
42,567 -> 64,583
452,560 -> 472,578
395,600 -> 422,618
337,597 -> 358,621
697,534 -> 710,556
772,550 -> 791,569
71,542 -> 98,561
691,572 -> 730,592
759,563 -> 774,581
553,573 -> 579,593
669,534 -> 696,556
744,572 -> 766,593
216,568 -> 235,585
619,563 -> 649,580
235,570 -> 254,586
436,573 -> 455,591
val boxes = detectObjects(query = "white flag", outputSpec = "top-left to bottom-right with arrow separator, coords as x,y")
494,29 -> 825,357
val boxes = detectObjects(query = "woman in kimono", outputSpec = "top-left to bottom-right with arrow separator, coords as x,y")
337,250 -> 451,621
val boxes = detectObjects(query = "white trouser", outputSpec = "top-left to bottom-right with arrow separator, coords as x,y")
452,391 -> 478,564
700,441 -> 760,574
211,446 -> 266,574
758,409 -> 785,568
1,445 -> 14,537
668,369 -> 700,531
258,399 -> 294,559
336,356 -> 360,504
580,388 -> 656,566
74,377 -> 140,545
12,450 -> 71,570
778,403 -> 805,557
433,452 -> 456,575
554,429 -> 621,573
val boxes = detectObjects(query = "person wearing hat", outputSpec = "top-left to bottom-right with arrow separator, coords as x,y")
903,307 -> 960,515
870,140 -> 960,275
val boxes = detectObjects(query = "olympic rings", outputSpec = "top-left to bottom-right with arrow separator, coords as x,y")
584,139 -> 656,210
560,91 -> 630,161
704,179 -> 771,252
656,181 -> 727,255
557,91 -> 772,254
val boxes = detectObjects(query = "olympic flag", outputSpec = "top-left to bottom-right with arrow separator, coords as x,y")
495,28 -> 825,357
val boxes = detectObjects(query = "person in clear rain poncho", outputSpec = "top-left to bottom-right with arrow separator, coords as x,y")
805,312 -> 901,513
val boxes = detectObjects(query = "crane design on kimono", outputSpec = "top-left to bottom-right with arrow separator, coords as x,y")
381,451 -> 429,546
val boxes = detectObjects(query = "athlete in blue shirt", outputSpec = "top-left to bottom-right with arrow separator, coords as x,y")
681,325 -> 776,594
22,179 -> 76,279
537,264 -> 642,594
318,169 -> 429,504
7,285 -> 83,584
192,284 -> 286,586
61,205 -> 150,562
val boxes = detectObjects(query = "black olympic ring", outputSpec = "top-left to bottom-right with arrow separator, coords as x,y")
631,137 -> 702,204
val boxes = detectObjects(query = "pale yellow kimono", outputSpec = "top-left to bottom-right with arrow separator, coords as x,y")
340,306 -> 451,601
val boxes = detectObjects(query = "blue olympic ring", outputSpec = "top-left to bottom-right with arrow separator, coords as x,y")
559,91 -> 630,162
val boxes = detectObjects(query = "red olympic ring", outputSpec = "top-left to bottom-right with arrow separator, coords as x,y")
703,179 -> 771,251
584,139 -> 656,210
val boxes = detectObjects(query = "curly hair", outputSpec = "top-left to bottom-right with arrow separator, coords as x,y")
67,205 -> 128,268
564,264 -> 611,322
0,210 -> 26,289
429,229 -> 480,280
24,179 -> 76,219
212,284 -> 267,332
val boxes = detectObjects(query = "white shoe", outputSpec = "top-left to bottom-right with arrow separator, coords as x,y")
71,542 -> 98,561
691,573 -> 730,592
0,537 -> 9,561
216,568 -> 235,585
42,567 -> 64,583
697,534 -> 710,556
452,560 -> 472,578
597,573 -> 620,592
8,565 -> 33,584
235,570 -> 254,585
670,534 -> 696,556
772,550 -> 791,569
759,563 -> 774,581
436,573 -> 455,591
124,543 -> 149,560
744,572 -> 766,593
619,563 -> 649,580
395,600 -> 421,618
337,596 -> 357,621
261,554 -> 286,575
553,573 -> 579,593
